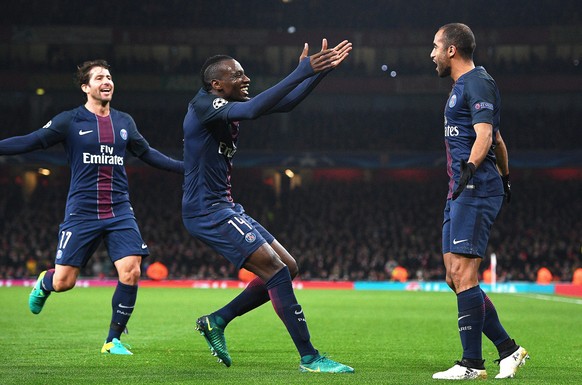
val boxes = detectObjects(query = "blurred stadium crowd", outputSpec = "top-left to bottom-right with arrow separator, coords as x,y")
1,1 -> 580,283
2,105 -> 581,153
1,168 -> 580,283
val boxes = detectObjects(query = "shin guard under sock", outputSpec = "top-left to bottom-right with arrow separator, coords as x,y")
457,286 -> 485,361
107,281 -> 138,342
266,267 -> 316,357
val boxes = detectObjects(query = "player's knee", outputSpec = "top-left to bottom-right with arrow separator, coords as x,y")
119,266 -> 141,285
448,269 -> 462,286
287,260 -> 299,279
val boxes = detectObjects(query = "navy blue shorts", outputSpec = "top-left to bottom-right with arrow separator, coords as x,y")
442,195 -> 503,258
183,204 -> 275,269
55,215 -> 149,267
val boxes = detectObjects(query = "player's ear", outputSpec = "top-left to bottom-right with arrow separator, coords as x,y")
448,45 -> 456,57
211,79 -> 223,91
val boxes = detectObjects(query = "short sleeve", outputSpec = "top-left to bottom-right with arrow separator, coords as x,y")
464,76 -> 497,126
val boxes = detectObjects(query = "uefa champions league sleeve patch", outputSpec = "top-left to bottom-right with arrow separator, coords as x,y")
212,98 -> 229,109
473,102 -> 493,111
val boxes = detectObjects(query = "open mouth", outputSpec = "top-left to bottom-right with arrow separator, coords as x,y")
240,85 -> 249,96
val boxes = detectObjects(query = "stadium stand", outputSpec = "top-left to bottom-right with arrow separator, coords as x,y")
1,1 -> 580,283
1,167 -> 580,282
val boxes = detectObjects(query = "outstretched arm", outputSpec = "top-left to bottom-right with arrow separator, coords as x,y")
139,147 -> 184,174
0,132 -> 44,155
227,39 -> 349,121
266,40 -> 352,114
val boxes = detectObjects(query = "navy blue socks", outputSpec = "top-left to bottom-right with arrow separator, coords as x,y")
41,269 -> 55,292
457,286 -> 485,361
481,289 -> 510,346
107,281 -> 138,343
266,266 -> 316,358
214,277 -> 270,326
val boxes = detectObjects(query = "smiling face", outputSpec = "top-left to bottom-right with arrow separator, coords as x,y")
430,29 -> 452,78
82,66 -> 114,105
211,59 -> 250,101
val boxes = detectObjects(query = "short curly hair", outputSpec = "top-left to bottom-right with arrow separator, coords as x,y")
75,59 -> 110,87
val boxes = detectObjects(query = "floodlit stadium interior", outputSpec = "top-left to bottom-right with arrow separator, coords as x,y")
1,0 -> 581,283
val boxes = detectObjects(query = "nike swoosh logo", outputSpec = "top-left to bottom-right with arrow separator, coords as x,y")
141,243 -> 148,249
458,314 -> 470,321
300,365 -> 321,373
79,130 -> 93,136
453,239 -> 468,245
294,308 -> 303,315
206,317 -> 213,331
118,303 -> 135,309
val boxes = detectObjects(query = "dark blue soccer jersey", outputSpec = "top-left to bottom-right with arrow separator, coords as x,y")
443,66 -> 504,198
182,89 -> 239,217
182,58 -> 324,219
35,105 -> 150,220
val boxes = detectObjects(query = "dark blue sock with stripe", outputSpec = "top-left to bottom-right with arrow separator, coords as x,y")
457,286 -> 485,361
107,281 -> 138,343
41,269 -> 55,292
267,266 -> 316,358
215,277 -> 270,326
481,289 -> 510,346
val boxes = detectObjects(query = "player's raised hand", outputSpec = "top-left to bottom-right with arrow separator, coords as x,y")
303,38 -> 340,73
299,38 -> 327,62
329,39 -> 352,68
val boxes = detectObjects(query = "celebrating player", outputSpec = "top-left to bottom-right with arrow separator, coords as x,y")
181,39 -> 354,373
429,23 -> 529,380
0,60 -> 183,355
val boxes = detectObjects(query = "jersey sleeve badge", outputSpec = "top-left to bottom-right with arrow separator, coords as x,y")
212,98 -> 229,109
473,102 -> 493,111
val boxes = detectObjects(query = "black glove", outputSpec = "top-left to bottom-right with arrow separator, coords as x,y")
501,174 -> 511,203
452,160 -> 476,200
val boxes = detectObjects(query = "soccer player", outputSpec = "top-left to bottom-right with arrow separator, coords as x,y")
429,23 -> 529,380
0,60 -> 183,355
182,39 -> 354,373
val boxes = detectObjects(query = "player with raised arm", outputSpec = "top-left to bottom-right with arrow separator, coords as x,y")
0,60 -> 183,355
182,39 -> 354,373
430,23 -> 528,380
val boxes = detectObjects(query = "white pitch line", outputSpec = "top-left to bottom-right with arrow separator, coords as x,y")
516,293 -> 582,305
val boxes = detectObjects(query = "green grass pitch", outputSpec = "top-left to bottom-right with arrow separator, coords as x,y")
1,287 -> 581,384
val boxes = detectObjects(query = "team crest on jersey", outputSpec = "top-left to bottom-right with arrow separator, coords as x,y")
213,98 -> 228,109
43,120 -> 52,128
245,232 -> 257,243
56,250 -> 63,259
120,129 -> 128,140
448,94 -> 457,108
